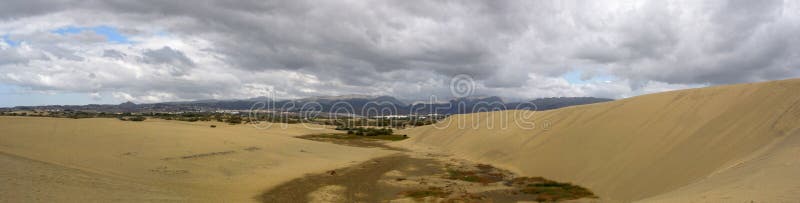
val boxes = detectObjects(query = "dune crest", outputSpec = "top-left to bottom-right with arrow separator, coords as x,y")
395,78 -> 800,202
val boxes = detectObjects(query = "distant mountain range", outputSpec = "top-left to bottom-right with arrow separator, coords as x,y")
3,95 -> 612,116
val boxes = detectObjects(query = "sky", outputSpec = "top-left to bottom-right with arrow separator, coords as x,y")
1,0 -> 799,107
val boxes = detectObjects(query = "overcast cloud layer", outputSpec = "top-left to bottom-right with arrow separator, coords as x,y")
1,0 -> 799,105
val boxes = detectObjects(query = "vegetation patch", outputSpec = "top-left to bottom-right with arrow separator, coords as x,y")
401,187 -> 451,199
303,133 -> 408,141
510,177 -> 597,202
336,126 -> 395,136
118,116 -> 146,121
441,164 -> 595,201
445,193 -> 487,202
445,168 -> 505,184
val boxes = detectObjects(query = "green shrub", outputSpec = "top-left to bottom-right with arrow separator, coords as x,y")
514,178 -> 596,201
227,116 -> 242,124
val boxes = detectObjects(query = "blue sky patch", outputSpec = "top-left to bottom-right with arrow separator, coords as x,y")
52,25 -> 130,43
2,34 -> 20,47
563,70 -> 616,85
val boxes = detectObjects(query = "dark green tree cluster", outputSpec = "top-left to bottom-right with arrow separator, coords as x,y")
226,115 -> 242,124
340,127 -> 393,136
328,117 -> 441,129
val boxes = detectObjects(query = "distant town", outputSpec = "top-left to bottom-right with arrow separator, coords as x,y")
0,96 -> 612,128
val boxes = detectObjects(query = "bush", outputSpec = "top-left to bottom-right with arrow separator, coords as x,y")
511,177 -> 597,201
227,116 -> 242,124
118,116 -> 146,121
345,127 -> 394,136
181,117 -> 199,122
210,125 -> 217,128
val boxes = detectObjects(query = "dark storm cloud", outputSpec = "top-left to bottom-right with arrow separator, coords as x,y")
84,1 -> 517,79
0,0 -> 73,19
141,46 -> 195,77
0,0 -> 799,103
142,46 -> 194,67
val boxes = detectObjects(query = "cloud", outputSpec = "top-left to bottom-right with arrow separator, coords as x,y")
141,46 -> 194,76
102,49 -> 125,59
0,0 -> 798,105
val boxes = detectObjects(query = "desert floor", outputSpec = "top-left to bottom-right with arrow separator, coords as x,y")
1,117 -> 598,202
0,116 -> 395,202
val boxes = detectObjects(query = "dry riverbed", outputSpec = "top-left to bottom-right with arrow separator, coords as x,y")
260,134 -> 597,202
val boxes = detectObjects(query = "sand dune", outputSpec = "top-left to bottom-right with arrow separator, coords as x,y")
0,117 -> 395,202
640,129 -> 800,202
3,78 -> 798,202
394,78 -> 800,202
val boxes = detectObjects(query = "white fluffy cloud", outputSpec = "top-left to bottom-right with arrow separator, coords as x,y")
1,0 -> 799,104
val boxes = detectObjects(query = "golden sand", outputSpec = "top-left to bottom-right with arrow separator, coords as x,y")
3,78 -> 799,202
0,117 -> 395,202
394,78 -> 800,202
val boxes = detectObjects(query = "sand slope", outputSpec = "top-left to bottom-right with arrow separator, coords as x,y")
640,129 -> 800,202
394,78 -> 800,201
0,117 -> 394,202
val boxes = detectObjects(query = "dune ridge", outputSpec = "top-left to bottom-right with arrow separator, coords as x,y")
394,78 -> 800,201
